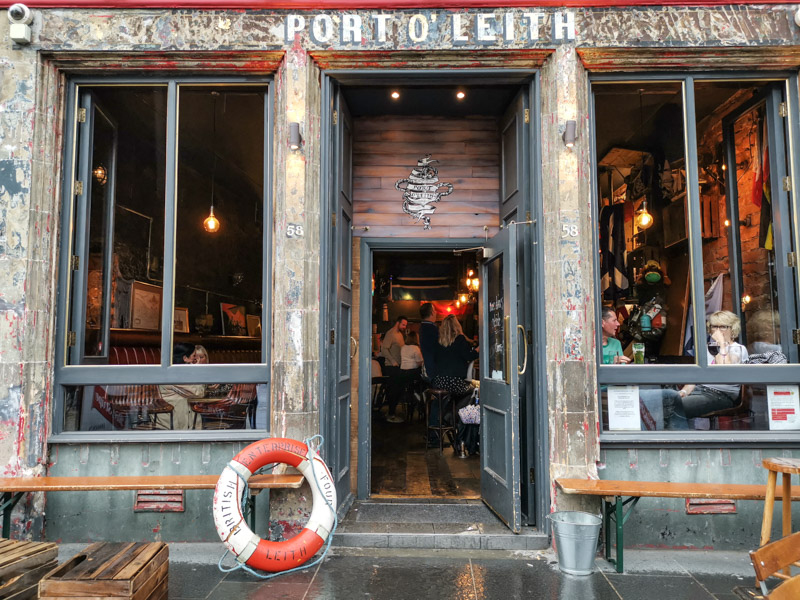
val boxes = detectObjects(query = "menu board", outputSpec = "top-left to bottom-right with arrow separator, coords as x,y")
486,256 -> 505,381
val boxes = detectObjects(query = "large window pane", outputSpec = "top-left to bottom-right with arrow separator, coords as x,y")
694,80 -> 796,365
601,382 -> 799,432
63,382 -> 268,432
74,86 -> 167,362
594,82 -> 692,365
174,87 -> 265,364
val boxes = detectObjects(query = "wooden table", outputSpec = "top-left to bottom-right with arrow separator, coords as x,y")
759,457 -> 800,549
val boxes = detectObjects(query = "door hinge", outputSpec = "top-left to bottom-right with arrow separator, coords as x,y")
523,108 -> 530,124
779,102 -> 788,118
788,252 -> 798,268
330,329 -> 335,344
783,176 -> 792,192
529,468 -> 535,484
74,180 -> 84,195
77,108 -> 86,123
67,331 -> 77,347
332,110 -> 338,125
332,213 -> 337,227
71,255 -> 80,270
793,329 -> 800,345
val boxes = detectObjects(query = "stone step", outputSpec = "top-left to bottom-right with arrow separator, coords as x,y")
332,500 -> 549,551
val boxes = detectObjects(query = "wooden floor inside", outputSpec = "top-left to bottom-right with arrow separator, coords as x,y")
370,403 -> 480,499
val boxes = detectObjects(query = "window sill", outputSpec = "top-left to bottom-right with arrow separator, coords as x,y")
600,430 -> 800,448
49,430 -> 269,444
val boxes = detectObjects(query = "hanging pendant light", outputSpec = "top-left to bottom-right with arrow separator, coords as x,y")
204,92 -> 221,234
635,201 -> 653,229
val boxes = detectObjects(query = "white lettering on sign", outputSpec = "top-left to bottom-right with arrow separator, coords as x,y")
283,11 -> 575,46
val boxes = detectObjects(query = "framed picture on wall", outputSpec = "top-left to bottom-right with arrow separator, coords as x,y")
220,303 -> 247,336
246,315 -> 262,338
174,307 -> 190,333
130,281 -> 162,330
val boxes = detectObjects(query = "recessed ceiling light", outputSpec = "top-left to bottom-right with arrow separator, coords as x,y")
456,90 -> 466,100
391,90 -> 400,100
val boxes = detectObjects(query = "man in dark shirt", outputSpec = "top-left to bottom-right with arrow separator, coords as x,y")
418,303 -> 439,381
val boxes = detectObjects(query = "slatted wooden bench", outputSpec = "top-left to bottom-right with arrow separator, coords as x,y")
0,474 -> 304,539
556,478 -> 800,573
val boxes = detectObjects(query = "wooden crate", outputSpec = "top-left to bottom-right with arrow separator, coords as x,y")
39,542 -> 168,600
0,538 -> 59,600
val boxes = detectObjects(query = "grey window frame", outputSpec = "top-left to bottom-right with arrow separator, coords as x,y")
590,71 -> 800,447
52,75 -> 274,443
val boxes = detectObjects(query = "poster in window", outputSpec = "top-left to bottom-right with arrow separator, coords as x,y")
767,385 -> 800,430
607,385 -> 642,430
130,281 -> 162,330
220,303 -> 247,336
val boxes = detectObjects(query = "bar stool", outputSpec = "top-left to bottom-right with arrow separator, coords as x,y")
425,388 -> 455,454
759,457 -> 800,553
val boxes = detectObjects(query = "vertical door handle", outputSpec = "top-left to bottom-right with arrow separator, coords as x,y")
517,325 -> 528,376
350,336 -> 358,359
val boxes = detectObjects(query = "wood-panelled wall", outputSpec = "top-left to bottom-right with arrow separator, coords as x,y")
353,116 -> 501,238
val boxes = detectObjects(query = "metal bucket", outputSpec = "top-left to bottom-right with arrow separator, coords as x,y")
549,511 -> 602,576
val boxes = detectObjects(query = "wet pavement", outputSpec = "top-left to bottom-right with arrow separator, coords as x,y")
57,543 -> 759,599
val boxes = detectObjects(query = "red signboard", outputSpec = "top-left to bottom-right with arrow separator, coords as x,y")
18,0 -> 791,9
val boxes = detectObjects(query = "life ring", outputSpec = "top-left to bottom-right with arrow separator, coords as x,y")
213,437 -> 337,573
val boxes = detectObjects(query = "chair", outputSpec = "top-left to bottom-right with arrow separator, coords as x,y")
371,376 -> 389,412
189,384 -> 257,429
749,530 -> 800,597
107,384 -> 174,430
425,388 -> 456,454
701,385 -> 753,429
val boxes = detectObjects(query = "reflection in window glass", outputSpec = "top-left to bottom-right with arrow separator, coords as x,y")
594,82 -> 692,365
63,382 -> 268,432
600,382 -> 799,432
174,87 -> 265,364
74,87 -> 167,362
694,81 -> 794,364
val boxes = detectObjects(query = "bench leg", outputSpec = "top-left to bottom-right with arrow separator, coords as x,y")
603,496 -> 640,574
1,492 -> 24,539
615,497 -> 624,573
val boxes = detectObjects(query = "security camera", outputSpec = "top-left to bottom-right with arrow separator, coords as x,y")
8,4 -> 33,25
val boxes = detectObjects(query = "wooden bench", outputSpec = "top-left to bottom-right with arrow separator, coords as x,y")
0,474 -> 304,539
556,478 -> 800,573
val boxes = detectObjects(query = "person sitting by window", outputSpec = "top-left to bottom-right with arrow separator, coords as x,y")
746,308 -> 787,364
675,310 -> 749,420
158,343 -> 204,429
601,306 -> 631,364
380,315 -> 408,423
399,330 -> 424,420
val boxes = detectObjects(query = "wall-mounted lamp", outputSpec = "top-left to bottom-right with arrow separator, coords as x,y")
92,164 -> 108,186
289,122 -> 302,151
562,120 -> 577,148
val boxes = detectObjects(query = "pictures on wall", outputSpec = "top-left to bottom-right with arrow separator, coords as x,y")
220,303 -> 247,336
130,281 -> 162,330
173,307 -> 190,333
246,314 -> 262,338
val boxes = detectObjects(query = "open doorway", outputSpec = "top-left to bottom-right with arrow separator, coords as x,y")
370,250 -> 482,499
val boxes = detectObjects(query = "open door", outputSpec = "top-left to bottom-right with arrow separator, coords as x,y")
325,85 -> 354,504
480,224 -> 522,532
69,92 -> 118,366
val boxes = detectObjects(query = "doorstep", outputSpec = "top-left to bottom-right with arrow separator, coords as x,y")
332,500 -> 549,551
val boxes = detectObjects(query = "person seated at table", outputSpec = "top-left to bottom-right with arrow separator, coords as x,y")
746,308 -> 788,364
674,310 -> 749,421
601,306 -> 631,364
158,343 -> 204,429
429,316 -> 479,447
191,344 -> 233,398
399,330 -> 424,419
380,315 -> 408,423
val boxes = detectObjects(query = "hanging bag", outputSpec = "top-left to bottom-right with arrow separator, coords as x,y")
458,388 -> 480,425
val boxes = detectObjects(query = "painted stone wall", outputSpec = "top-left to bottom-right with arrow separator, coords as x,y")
1,4 -> 800,540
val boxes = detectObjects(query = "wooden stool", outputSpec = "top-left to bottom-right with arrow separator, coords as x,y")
425,389 -> 455,454
759,457 -> 800,553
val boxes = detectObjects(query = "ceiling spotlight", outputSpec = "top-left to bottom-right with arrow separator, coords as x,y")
456,90 -> 466,100
390,90 -> 400,100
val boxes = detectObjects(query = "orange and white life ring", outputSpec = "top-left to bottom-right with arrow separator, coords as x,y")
213,437 -> 336,573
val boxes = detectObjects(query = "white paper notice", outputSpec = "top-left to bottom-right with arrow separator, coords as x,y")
608,385 -> 641,431
767,385 -> 800,430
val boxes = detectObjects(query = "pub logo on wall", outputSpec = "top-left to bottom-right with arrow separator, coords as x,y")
396,155 -> 453,230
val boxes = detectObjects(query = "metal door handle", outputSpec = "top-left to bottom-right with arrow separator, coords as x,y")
517,325 -> 528,376
350,336 -> 358,359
